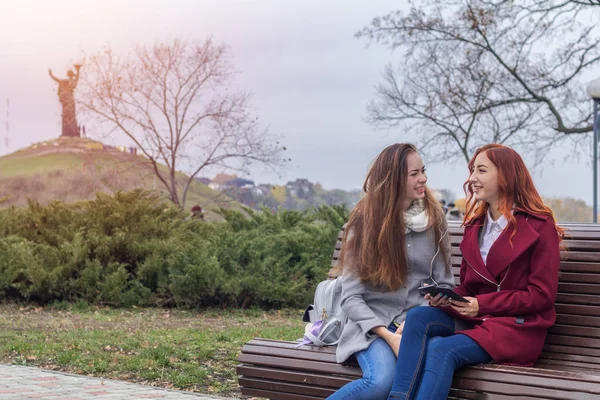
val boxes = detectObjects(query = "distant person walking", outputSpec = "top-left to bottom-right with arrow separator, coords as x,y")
49,64 -> 82,138
190,205 -> 205,221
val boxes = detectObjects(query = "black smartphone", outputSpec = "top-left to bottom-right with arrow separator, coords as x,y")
418,284 -> 470,303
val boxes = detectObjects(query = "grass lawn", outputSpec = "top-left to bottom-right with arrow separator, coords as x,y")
0,153 -> 84,177
0,303 -> 305,398
0,141 -> 243,218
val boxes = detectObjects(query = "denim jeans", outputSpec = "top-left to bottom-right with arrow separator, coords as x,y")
327,323 -> 398,400
388,307 -> 492,400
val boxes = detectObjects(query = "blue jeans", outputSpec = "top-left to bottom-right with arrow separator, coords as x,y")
327,323 -> 397,400
388,307 -> 492,400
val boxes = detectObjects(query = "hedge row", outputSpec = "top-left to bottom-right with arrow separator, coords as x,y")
0,190 -> 348,308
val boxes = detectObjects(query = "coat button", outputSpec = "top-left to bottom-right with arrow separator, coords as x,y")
407,243 -> 411,247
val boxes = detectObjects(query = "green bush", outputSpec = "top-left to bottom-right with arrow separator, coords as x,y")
0,190 -> 350,308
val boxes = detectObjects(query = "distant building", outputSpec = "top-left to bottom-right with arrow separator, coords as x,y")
286,178 -> 313,197
255,184 -> 273,197
213,173 -> 237,185
195,177 -> 211,186
209,173 -> 238,191
225,178 -> 255,189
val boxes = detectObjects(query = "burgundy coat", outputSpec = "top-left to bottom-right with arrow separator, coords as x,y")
444,211 -> 560,366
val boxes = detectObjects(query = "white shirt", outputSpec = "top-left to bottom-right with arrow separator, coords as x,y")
480,209 -> 508,264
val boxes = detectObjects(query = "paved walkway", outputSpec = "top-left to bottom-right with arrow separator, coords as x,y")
0,365 -> 236,399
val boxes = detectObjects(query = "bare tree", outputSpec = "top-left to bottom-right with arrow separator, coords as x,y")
77,38 -> 285,207
358,0 -> 600,164
493,0 -> 600,12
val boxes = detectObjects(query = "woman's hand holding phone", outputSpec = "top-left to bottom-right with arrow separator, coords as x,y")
425,292 -> 451,307
450,297 -> 479,317
424,290 -> 479,317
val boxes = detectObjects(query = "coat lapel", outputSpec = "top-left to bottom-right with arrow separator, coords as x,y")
459,218 -> 497,284
485,213 -> 540,280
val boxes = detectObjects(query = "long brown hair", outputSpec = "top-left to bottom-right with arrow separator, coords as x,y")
338,143 -> 449,291
463,144 -> 565,242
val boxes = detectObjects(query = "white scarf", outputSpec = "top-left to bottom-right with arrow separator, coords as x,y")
404,199 -> 429,234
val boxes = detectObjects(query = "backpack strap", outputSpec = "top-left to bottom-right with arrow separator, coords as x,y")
303,318 -> 341,346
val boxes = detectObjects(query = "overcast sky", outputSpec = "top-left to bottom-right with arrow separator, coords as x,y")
1,0 -> 598,203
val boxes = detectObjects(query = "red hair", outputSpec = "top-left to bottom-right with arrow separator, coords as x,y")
463,144 -> 565,242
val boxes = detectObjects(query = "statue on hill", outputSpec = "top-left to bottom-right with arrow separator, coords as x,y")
49,64 -> 82,138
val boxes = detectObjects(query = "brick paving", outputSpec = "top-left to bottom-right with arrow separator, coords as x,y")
0,365 -> 237,399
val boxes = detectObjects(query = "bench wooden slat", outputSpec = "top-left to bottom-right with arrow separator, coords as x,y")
534,358 -> 600,371
558,261 -> 600,273
535,362 -> 600,376
238,353 -> 361,377
450,394 -> 539,400
561,252 -> 600,262
447,389 -> 488,400
241,387 -> 323,400
246,338 -> 338,354
555,303 -> 600,317
548,324 -> 600,338
544,334 -> 600,348
451,256 -> 463,266
557,282 -> 600,295
539,351 -> 600,366
543,344 -> 600,357
452,377 -> 598,399
236,365 -> 353,387
467,362 -> 600,383
556,293 -> 600,306
565,231 -> 600,239
556,314 -> 600,328
241,344 -> 338,364
563,240 -> 600,250
238,377 -> 335,398
557,273 -> 600,284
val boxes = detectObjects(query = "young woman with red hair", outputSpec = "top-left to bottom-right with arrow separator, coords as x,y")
387,144 -> 564,400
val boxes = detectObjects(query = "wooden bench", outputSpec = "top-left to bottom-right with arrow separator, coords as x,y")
237,222 -> 600,399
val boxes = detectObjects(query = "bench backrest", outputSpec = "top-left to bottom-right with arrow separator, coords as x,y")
327,221 -> 600,370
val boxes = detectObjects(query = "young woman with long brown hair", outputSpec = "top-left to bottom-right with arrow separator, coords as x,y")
328,143 -> 453,400
387,144 -> 563,400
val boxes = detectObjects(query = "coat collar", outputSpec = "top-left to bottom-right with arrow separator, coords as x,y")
460,212 -> 541,282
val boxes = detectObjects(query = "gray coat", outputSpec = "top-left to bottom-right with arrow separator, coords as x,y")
336,225 -> 455,363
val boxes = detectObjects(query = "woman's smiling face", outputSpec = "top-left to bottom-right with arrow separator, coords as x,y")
468,151 -> 499,205
404,152 -> 427,204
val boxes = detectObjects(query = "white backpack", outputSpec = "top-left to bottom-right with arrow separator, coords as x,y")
300,277 -> 345,346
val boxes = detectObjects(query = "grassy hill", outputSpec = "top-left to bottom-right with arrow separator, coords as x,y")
0,137 -> 239,219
